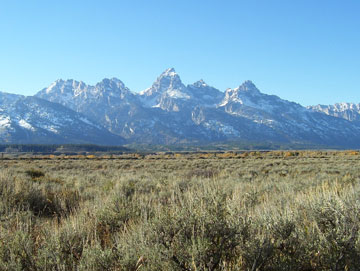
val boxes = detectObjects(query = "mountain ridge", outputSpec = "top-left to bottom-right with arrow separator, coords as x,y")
308,103 -> 360,122
1,68 -> 359,148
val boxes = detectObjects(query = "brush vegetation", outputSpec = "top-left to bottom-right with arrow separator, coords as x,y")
1,150 -> 360,270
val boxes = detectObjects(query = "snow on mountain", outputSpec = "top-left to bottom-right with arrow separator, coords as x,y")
308,103 -> 360,122
36,77 -> 143,135
216,81 -> 360,147
219,81 -> 303,113
0,92 -> 125,145
139,68 -> 192,111
187,80 -> 224,106
38,79 -> 90,109
139,68 -> 185,97
217,81 -> 308,130
36,77 -> 136,111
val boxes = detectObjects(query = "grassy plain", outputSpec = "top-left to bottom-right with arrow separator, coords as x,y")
1,150 -> 360,270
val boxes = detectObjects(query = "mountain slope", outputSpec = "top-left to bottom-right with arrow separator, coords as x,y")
0,92 -> 125,145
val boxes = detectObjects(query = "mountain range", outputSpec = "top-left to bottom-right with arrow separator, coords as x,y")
1,68 -> 360,148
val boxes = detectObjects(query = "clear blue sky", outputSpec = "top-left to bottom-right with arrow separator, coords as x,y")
0,0 -> 359,106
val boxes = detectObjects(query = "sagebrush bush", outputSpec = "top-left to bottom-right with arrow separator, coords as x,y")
0,171 -> 79,217
25,168 -> 45,179
141,182 -> 242,270
1,152 -> 360,270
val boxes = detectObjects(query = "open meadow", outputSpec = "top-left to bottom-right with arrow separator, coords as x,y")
1,150 -> 360,270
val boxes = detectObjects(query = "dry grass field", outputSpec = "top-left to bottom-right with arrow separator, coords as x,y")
1,150 -> 360,270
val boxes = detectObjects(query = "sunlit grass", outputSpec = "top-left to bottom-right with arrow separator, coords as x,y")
1,151 -> 360,270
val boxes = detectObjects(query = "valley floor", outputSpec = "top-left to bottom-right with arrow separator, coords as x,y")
1,150 -> 360,270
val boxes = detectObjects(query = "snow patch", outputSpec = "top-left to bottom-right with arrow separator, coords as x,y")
48,126 -> 59,134
0,116 -> 11,128
79,117 -> 102,129
203,120 -> 240,136
18,119 -> 36,131
167,89 -> 190,99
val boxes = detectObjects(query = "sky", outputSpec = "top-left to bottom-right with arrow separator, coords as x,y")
0,0 -> 359,106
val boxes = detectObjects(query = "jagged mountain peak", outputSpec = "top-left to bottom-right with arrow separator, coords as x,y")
96,77 -> 128,91
40,77 -> 133,97
139,68 -> 187,103
220,81 -> 306,118
235,80 -> 260,94
186,80 -> 223,106
309,103 -> 360,112
161,67 -> 177,76
36,77 -> 137,114
52,78 -> 85,86
191,79 -> 209,88
333,102 -> 360,110
94,78 -> 133,99
45,79 -> 87,95
99,77 -> 124,84
222,81 -> 261,100
155,68 -> 183,86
